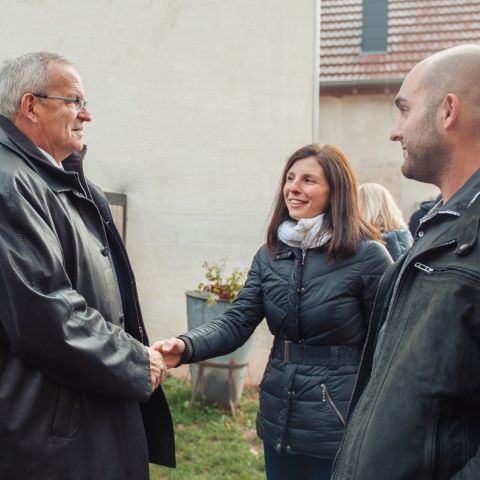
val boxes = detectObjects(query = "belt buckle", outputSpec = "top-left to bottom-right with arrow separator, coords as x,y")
283,340 -> 292,363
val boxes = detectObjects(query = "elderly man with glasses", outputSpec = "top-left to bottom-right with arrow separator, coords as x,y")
0,52 -> 175,480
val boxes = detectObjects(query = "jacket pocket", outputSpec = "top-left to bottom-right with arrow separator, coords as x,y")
50,386 -> 81,438
320,383 -> 346,427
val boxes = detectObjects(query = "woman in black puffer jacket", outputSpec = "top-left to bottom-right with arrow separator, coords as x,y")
157,144 -> 392,480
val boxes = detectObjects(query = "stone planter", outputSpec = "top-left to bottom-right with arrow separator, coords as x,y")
185,291 -> 253,413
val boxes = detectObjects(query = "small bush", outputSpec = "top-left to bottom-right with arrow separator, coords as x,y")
196,259 -> 247,304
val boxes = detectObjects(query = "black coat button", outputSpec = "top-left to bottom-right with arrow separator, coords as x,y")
101,246 -> 109,256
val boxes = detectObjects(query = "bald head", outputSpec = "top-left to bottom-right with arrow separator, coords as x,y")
417,44 -> 480,116
391,44 -> 480,200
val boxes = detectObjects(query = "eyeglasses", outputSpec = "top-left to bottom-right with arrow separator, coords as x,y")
33,93 -> 88,111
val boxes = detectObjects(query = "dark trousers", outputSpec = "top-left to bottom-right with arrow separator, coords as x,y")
263,444 -> 332,480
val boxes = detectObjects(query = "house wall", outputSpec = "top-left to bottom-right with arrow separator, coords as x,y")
0,0 -> 317,384
319,93 -> 439,217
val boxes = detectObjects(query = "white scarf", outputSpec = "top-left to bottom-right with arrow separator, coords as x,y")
278,213 -> 331,250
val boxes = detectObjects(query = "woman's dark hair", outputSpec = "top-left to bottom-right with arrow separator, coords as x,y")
266,143 -> 382,259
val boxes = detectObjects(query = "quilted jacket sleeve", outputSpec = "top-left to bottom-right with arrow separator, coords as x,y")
181,249 -> 266,363
359,240 -> 393,321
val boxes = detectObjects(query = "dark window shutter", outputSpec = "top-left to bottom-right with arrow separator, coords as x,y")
362,0 -> 388,53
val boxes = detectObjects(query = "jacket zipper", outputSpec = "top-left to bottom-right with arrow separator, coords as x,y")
331,269 -> 392,476
331,239 -> 457,479
332,265 -> 406,477
413,262 -> 434,273
341,267 -> 389,422
296,249 -> 307,341
414,261 -> 480,282
321,384 -> 346,427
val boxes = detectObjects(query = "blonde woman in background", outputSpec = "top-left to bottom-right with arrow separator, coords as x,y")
358,182 -> 412,260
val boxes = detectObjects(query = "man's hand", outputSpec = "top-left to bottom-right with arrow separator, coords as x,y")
146,347 -> 168,391
152,338 -> 185,368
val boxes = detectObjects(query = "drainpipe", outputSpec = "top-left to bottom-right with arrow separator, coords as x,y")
312,0 -> 321,143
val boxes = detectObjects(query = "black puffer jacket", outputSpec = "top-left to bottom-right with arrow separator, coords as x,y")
181,240 -> 391,458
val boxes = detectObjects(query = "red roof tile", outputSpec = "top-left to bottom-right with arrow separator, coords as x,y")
320,0 -> 480,92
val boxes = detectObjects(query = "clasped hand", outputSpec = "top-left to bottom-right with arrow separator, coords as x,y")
152,338 -> 186,369
146,338 -> 186,392
146,346 -> 168,391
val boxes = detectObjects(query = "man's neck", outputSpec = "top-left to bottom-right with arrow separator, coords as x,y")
38,147 -> 63,169
12,116 -> 62,166
439,156 -> 480,202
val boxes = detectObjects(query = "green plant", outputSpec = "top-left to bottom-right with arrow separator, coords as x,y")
196,259 -> 247,304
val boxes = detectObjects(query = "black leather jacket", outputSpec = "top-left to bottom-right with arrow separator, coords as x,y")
0,117 -> 174,480
332,176 -> 480,480
181,239 -> 391,458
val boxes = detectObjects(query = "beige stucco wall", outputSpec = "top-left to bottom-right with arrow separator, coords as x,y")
319,93 -> 439,217
0,0 -> 317,384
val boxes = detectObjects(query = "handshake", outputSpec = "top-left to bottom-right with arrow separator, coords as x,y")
146,338 -> 186,391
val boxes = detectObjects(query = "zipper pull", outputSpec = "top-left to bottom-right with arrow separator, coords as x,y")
321,383 -> 326,403
414,262 -> 434,273
301,249 -> 306,266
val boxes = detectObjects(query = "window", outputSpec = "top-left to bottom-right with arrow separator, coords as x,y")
105,192 -> 127,242
362,0 -> 388,53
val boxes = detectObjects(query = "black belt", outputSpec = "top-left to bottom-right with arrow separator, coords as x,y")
272,339 -> 361,366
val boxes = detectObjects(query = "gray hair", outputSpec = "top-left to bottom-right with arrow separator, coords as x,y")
0,52 -> 72,120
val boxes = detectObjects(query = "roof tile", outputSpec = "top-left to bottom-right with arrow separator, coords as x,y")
320,0 -> 480,87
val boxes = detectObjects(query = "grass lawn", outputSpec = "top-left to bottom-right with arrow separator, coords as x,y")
150,376 -> 265,480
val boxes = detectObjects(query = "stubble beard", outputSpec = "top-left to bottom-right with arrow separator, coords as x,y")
401,121 -> 449,186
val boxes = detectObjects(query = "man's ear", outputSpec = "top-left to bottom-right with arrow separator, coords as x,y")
441,93 -> 459,129
18,93 -> 39,123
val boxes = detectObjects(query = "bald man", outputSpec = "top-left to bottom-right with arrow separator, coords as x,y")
331,45 -> 480,480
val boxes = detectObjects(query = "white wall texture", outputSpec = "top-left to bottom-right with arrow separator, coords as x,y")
0,0 -> 317,383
